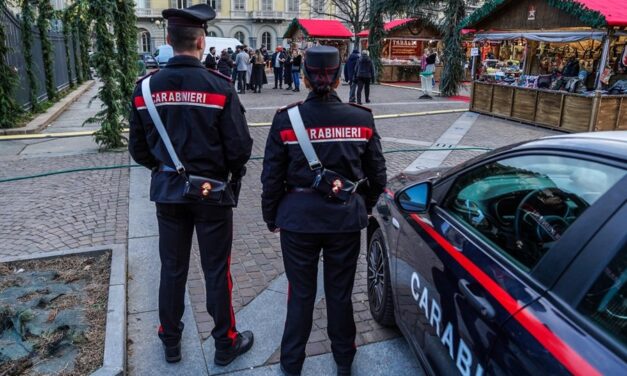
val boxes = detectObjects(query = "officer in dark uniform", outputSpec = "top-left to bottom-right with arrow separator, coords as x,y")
261,46 -> 387,376
128,4 -> 254,366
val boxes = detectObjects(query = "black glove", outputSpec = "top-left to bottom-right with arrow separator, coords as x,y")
267,222 -> 277,232
230,180 -> 242,206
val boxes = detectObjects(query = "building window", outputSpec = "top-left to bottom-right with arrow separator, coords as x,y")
287,0 -> 298,12
176,0 -> 190,9
233,0 -> 245,11
234,31 -> 245,44
207,0 -> 221,11
312,0 -> 324,13
141,31 -> 152,52
208,31 -> 218,37
262,31 -> 272,51
261,0 -> 272,11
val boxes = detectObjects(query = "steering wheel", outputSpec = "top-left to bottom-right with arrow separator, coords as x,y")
514,187 -> 589,246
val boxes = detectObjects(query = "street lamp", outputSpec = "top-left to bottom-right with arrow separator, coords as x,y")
154,18 -> 166,45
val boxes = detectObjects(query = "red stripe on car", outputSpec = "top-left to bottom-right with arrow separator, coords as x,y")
410,213 -> 601,376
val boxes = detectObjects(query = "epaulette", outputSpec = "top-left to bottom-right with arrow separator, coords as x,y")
207,68 -> 232,82
276,101 -> 303,113
136,69 -> 158,84
348,102 -> 372,112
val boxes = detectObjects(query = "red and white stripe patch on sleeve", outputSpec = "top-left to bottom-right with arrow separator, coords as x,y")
280,126 -> 373,144
134,90 -> 227,110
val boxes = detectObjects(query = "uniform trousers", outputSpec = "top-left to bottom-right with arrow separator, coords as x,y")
156,203 -> 238,351
280,230 -> 361,374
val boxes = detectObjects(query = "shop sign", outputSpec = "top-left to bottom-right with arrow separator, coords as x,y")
528,5 -> 536,21
471,47 -> 479,57
390,39 -> 419,58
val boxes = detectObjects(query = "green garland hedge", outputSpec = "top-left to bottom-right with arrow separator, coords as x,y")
0,0 -> 22,128
37,0 -> 56,101
20,0 -> 41,112
61,9 -> 74,89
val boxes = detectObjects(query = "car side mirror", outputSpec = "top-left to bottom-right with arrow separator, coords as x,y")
397,182 -> 432,213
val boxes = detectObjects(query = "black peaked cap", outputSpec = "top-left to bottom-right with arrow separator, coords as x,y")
304,46 -> 341,87
162,4 -> 216,31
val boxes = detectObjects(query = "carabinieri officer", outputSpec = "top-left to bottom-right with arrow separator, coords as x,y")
261,46 -> 387,376
128,3 -> 254,366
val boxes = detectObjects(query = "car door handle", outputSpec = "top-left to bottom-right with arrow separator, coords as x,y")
458,279 -> 496,319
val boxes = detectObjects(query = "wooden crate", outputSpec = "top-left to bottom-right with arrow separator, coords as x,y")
562,95 -> 592,132
472,83 -> 493,112
492,85 -> 514,116
511,89 -> 536,122
596,97 -> 621,131
535,91 -> 563,128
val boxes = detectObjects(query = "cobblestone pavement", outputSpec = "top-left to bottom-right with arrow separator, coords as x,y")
0,152 -> 129,257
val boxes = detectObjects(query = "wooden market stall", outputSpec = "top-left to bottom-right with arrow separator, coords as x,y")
283,19 -> 353,61
358,18 -> 443,82
463,0 -> 627,132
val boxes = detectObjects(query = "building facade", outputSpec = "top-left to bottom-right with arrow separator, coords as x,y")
136,0 -> 335,53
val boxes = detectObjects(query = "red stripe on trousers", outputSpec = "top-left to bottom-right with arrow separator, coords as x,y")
226,256 -> 238,344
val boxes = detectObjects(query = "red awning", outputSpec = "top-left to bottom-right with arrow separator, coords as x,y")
575,0 -> 627,26
357,18 -> 415,38
294,19 -> 353,39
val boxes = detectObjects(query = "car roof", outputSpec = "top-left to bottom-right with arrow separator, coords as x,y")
511,131 -> 627,162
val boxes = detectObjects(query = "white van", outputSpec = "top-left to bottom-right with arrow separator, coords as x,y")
202,37 -> 242,61
154,45 -> 174,68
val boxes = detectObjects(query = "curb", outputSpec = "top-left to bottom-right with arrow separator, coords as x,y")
0,244 -> 127,376
0,80 -> 96,136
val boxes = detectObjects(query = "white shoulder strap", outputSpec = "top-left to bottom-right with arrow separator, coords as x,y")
287,106 -> 322,170
141,76 -> 185,174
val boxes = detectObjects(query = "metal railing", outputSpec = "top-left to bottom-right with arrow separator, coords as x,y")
135,7 -> 165,18
1,6 -> 78,109
250,10 -> 283,19
230,10 -> 248,18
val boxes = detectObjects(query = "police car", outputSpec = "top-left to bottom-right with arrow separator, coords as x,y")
367,132 -> 627,376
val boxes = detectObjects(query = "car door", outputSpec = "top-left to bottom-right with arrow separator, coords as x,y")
394,153 -> 626,376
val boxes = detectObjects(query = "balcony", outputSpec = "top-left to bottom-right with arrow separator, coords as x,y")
230,10 -> 248,18
250,10 -> 284,21
135,7 -> 165,18
284,11 -> 300,19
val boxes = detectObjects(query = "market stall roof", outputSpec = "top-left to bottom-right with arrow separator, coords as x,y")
357,18 -> 441,38
462,0 -> 627,29
284,18 -> 353,39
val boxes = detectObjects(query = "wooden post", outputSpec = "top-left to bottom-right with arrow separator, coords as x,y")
595,31 -> 612,90
557,93 -> 566,128
589,91 -> 602,132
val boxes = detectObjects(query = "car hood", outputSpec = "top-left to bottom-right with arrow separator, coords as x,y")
387,167 -> 449,195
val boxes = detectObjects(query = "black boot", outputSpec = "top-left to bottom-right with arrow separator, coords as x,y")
280,363 -> 301,376
214,331 -> 254,366
158,323 -> 183,363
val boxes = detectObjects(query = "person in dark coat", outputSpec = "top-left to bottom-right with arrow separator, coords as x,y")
354,50 -> 374,104
128,4 -> 254,366
283,51 -> 293,90
217,49 -> 234,78
343,49 -> 360,103
271,47 -> 286,89
250,49 -> 267,93
290,49 -> 302,92
204,46 -> 217,69
261,45 -> 387,376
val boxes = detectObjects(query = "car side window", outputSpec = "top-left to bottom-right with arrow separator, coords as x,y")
578,247 -> 626,346
443,155 -> 625,271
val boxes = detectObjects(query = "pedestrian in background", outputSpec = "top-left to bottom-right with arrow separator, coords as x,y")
204,46 -> 217,70
231,46 -> 239,83
246,48 -> 254,91
217,49 -> 234,78
355,50 -> 374,104
272,47 -> 286,89
128,3 -> 254,366
291,49 -> 302,92
425,48 -> 437,86
261,45 -> 387,376
284,50 -> 293,91
235,46 -> 250,94
251,49 -> 267,93
344,49 -> 360,103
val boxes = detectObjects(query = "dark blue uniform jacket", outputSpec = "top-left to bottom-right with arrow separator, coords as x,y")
128,55 -> 253,205
261,91 -> 387,233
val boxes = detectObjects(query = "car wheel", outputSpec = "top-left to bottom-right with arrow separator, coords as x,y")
367,227 -> 396,326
